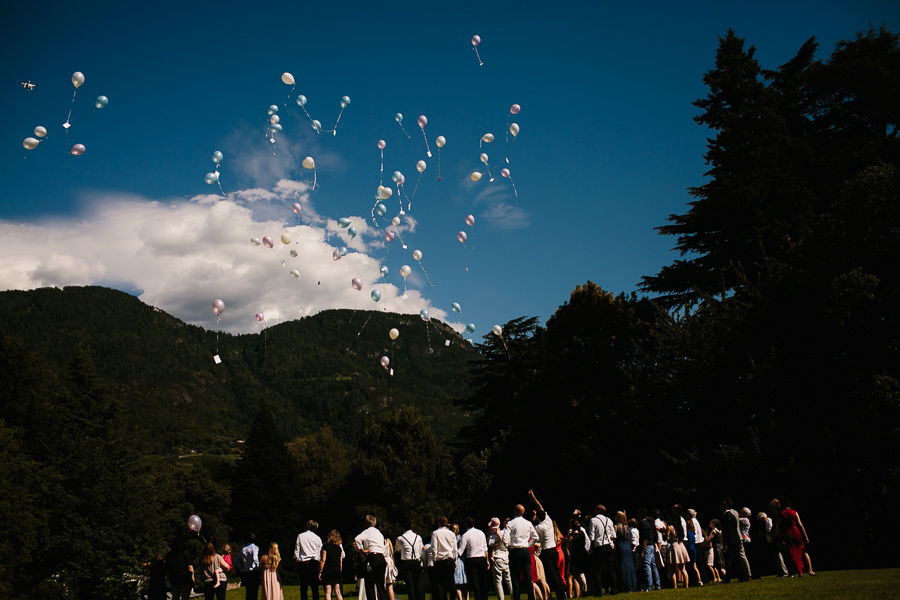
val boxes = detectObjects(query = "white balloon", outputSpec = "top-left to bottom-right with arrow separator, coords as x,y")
282,72 -> 295,85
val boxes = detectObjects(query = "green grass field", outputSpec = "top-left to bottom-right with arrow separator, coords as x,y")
220,570 -> 900,600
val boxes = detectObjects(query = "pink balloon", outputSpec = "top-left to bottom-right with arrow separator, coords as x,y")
212,299 -> 225,316
188,514 -> 202,532
417,115 -> 427,128
510,104 -> 521,115
255,312 -> 264,321
332,248 -> 342,261
399,173 -> 405,185
70,143 -> 86,156
262,236 -> 274,249
351,277 -> 362,291
465,214 -> 475,227
458,231 -> 467,244
292,203 -> 302,216
377,139 -> 386,150
380,356 -> 390,368
501,168 -> 510,178
385,230 -> 395,242
472,35 -> 481,46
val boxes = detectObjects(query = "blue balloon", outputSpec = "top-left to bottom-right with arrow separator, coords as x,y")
465,323 -> 476,334
376,203 -> 387,217
420,309 -> 429,321
340,246 -> 348,256
371,289 -> 382,302
451,302 -> 461,313
348,226 -> 357,239
380,266 -> 389,278
338,217 -> 352,228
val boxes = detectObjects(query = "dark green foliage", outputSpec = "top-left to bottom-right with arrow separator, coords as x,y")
0,287 -> 474,454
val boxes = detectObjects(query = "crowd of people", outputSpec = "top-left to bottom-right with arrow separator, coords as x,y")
148,492 -> 814,600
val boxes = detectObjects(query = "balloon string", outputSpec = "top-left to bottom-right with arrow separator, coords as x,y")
424,320 -> 433,354
437,149 -> 442,181
332,107 -> 346,135
417,261 -> 434,287
284,85 -> 295,108
66,89 -> 78,126
474,47 -> 483,66
397,121 -> 411,139
356,311 -> 373,339
411,172 -> 423,199
421,128 -> 432,158
380,149 -> 384,187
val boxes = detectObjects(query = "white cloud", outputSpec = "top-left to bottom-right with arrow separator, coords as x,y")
0,181 -> 446,333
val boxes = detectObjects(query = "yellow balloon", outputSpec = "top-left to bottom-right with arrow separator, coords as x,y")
282,72 -> 295,86
471,172 -> 482,182
71,71 -> 85,88
510,123 -> 520,137
481,133 -> 494,143
281,233 -> 292,244
389,328 -> 400,340
302,156 -> 315,169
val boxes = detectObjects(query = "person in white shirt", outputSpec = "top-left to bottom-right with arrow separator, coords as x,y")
587,504 -> 617,595
503,504 -> 538,600
430,516 -> 458,600
488,518 -> 512,600
396,522 -> 425,600
295,520 -> 324,600
458,516 -> 490,600
355,515 -> 388,600
528,490 -> 566,600
238,534 -> 260,600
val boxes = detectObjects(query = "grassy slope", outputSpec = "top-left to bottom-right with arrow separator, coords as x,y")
222,569 -> 900,599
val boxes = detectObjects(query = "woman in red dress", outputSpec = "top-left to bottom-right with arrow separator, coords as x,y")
778,500 -> 809,576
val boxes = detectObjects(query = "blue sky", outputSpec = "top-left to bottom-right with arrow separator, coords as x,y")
2,1 -> 898,342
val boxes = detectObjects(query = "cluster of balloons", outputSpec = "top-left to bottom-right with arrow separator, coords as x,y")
205,48 -> 531,368
22,71 -> 108,155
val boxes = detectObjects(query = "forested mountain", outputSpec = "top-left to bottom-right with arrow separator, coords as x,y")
0,285 -> 474,453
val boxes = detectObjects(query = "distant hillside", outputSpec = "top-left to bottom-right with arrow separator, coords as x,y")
0,286 -> 476,453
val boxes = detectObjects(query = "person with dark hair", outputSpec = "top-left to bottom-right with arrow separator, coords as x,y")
239,534 -> 261,600
721,499 -> 751,582
565,516 -> 589,597
459,516 -> 490,600
396,521 -> 425,600
527,490 -> 566,600
636,508 -> 661,591
587,504 -> 617,596
707,519 -> 724,583
503,504 -> 539,600
356,515 -> 389,600
430,516 -> 459,600
201,541 -> 232,600
296,520 -> 324,600
166,538 -> 195,600
778,499 -> 812,576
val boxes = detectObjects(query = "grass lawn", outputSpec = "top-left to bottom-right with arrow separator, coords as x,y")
222,569 -> 900,600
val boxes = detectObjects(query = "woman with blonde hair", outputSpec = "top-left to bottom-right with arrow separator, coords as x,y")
261,542 -> 283,600
614,511 -> 637,592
